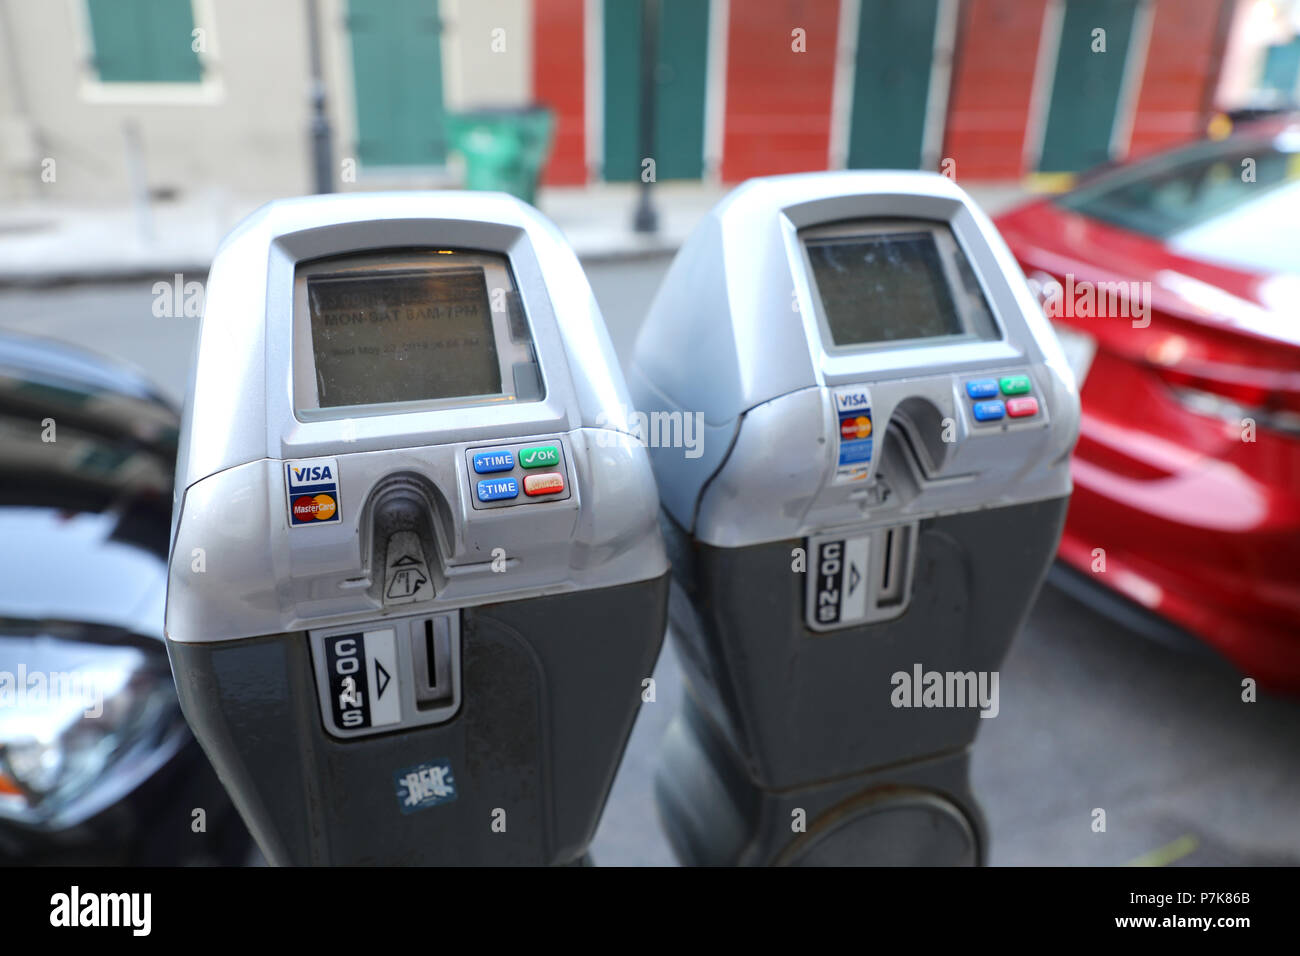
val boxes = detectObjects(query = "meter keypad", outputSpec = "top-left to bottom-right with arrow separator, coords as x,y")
466,440 -> 572,510
964,370 -> 1041,427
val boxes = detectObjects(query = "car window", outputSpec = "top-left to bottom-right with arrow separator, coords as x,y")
1166,179 -> 1300,274
1057,135 -> 1300,239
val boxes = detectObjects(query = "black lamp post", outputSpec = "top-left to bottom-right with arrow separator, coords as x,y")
306,0 -> 334,194
633,0 -> 660,233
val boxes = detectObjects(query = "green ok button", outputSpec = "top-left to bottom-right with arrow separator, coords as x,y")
519,445 -> 560,469
999,375 -> 1031,396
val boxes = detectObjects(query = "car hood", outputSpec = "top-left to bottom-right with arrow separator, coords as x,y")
0,507 -> 167,640
996,199 -> 1300,349
0,332 -> 178,641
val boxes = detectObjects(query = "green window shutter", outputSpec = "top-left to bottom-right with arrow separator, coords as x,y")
86,0 -> 202,84
1037,0 -> 1139,174
847,0 -> 941,170
1261,39 -> 1300,96
603,0 -> 709,182
348,0 -> 446,167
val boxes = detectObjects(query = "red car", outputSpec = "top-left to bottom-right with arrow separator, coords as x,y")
996,118 -> 1300,692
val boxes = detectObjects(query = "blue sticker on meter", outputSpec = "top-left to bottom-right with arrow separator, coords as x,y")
287,457 -> 341,525
395,759 -> 458,814
835,388 -> 873,479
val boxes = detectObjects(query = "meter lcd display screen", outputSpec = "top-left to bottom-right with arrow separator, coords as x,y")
307,268 -> 502,407
806,232 -> 965,345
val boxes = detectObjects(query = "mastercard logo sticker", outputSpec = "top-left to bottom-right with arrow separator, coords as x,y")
839,415 -> 872,441
293,493 -> 337,521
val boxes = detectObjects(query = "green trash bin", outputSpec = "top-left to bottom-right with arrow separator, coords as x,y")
445,106 -> 555,205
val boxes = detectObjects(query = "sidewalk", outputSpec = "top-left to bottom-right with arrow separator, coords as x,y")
0,180 -> 1030,286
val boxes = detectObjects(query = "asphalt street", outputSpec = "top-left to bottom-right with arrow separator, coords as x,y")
2,260 -> 1297,867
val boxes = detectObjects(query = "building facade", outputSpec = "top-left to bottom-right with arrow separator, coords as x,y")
0,0 -> 1291,203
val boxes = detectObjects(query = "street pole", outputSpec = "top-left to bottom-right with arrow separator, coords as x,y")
305,0 -> 334,194
633,0 -> 660,233
122,120 -> 153,243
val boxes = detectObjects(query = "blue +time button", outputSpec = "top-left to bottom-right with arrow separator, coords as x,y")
476,477 -> 520,502
473,449 -> 515,474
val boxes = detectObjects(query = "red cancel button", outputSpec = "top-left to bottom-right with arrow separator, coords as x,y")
1006,397 -> 1039,418
523,472 -> 566,496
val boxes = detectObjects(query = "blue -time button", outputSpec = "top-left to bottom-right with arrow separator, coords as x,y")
473,449 -> 515,474
476,477 -> 519,502
965,379 -> 999,400
972,400 -> 1006,422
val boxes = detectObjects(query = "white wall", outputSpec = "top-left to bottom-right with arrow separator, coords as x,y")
0,0 -> 315,202
440,0 -> 531,110
0,0 -> 539,202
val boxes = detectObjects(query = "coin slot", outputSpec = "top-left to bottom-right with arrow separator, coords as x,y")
411,615 -> 455,709
424,619 -> 439,691
876,525 -> 913,609
881,528 -> 896,595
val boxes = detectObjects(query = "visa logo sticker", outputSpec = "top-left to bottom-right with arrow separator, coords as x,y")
395,759 -> 458,814
286,456 -> 341,526
835,388 -> 871,412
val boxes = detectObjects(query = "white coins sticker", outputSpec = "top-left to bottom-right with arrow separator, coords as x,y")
809,535 -> 870,627
322,628 -> 401,730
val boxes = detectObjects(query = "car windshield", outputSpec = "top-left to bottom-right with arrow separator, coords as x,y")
1057,130 -> 1300,257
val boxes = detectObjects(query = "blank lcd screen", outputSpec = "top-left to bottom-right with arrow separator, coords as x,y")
307,268 -> 502,407
806,232 -> 965,345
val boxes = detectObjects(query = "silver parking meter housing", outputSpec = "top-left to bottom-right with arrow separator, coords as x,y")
630,171 -> 1079,865
165,192 -> 668,865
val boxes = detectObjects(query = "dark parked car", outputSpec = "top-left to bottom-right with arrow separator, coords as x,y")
0,332 -> 251,864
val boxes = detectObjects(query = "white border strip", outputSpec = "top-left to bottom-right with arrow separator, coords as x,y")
1111,0 -> 1155,159
702,0 -> 730,182
583,0 -> 603,183
440,0 -> 464,110
920,0 -> 959,170
1023,0 -> 1065,173
827,0 -> 860,170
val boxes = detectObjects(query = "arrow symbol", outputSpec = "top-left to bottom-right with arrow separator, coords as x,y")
849,562 -> 861,596
375,659 -> 391,699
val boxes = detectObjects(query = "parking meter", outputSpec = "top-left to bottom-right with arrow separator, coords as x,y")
630,172 -> 1079,866
164,192 -> 668,865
